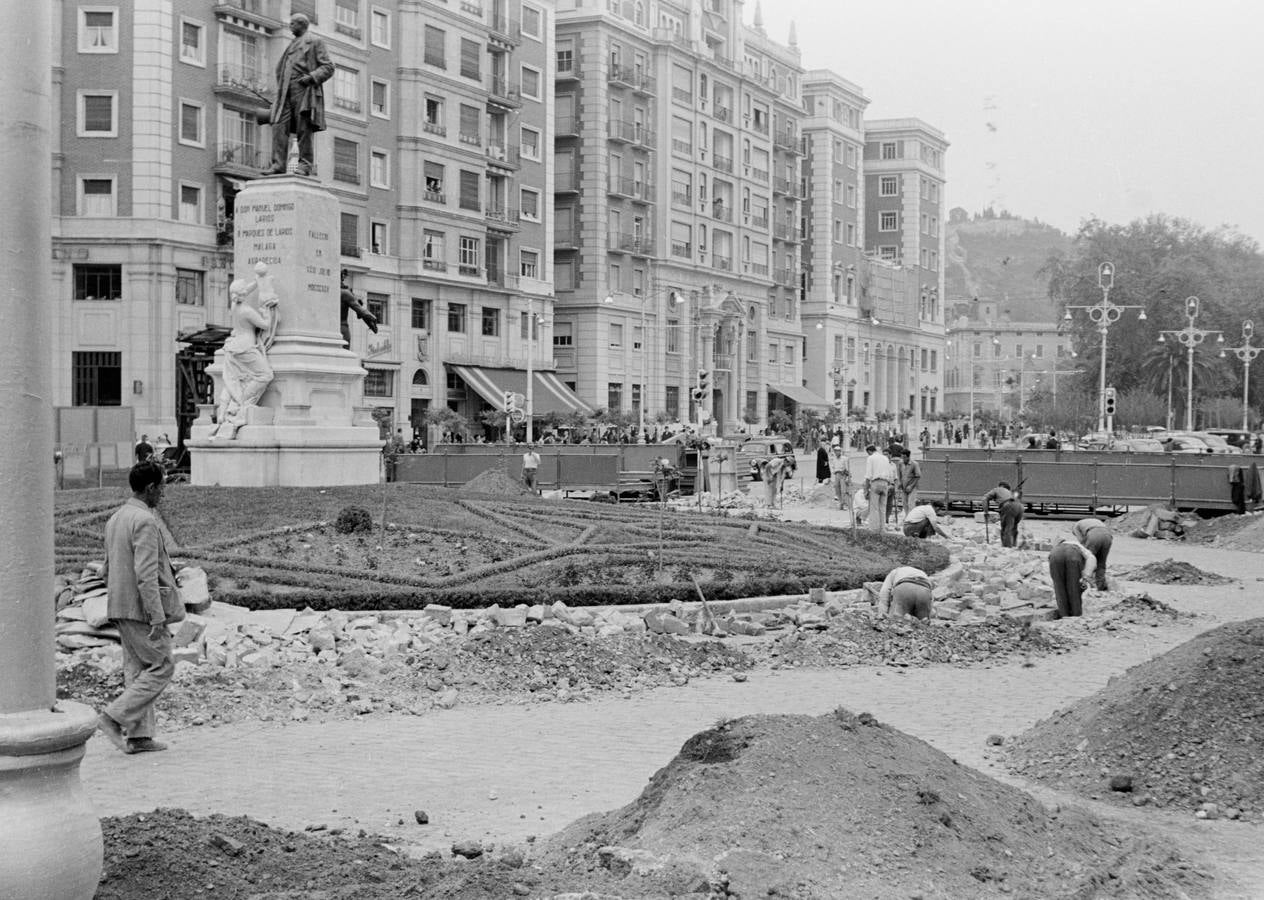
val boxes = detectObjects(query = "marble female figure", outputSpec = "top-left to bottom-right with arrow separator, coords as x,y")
213,273 -> 278,440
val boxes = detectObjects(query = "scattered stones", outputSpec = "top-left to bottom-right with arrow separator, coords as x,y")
1109,775 -> 1134,793
413,810 -> 428,825
986,734 -> 1005,746
451,840 -> 484,859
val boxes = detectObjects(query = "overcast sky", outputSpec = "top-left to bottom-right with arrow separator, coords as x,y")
756,0 -> 1264,244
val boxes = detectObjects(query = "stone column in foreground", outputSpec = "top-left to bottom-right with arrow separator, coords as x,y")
0,3 -> 104,896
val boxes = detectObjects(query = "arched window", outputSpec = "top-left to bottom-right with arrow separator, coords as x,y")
412,369 -> 429,387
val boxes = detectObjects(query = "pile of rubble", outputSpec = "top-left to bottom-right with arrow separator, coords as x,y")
54,563 -> 211,652
666,489 -> 762,513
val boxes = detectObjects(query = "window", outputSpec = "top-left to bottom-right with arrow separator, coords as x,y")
458,170 -> 479,210
78,177 -> 115,217
370,78 -> 389,117
172,268 -> 204,306
556,45 -> 574,74
79,7 -> 118,53
879,175 -> 898,197
481,307 -> 499,336
607,383 -> 623,413
291,0 -> 318,21
881,141 -> 898,160
72,351 -> 122,406
879,210 -> 898,231
609,323 -> 623,348
879,245 -> 898,261
520,188 -> 540,222
458,104 -> 480,145
520,126 -> 540,160
178,100 -> 203,146
520,65 -> 541,100
768,343 -> 778,364
665,385 -> 680,419
785,344 -> 795,365
553,322 -> 573,347
370,149 -> 389,188
333,137 -> 360,184
520,249 -> 539,278
1035,344 -> 1044,358
459,38 -> 480,79
458,235 -> 480,274
423,162 -> 445,201
179,18 -> 205,66
363,368 -> 394,398
520,313 -> 539,340
178,183 -> 201,223
78,91 -> 117,137
424,26 -> 445,67
422,230 -> 444,268
521,4 -> 542,38
340,212 -> 360,256
845,143 -> 857,168
370,221 -> 387,255
845,222 -> 856,246
410,298 -> 431,329
73,264 -> 122,300
370,7 -> 390,47
447,302 -> 468,332
333,66 -> 362,113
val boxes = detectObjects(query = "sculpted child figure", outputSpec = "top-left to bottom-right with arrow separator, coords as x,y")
213,270 -> 278,440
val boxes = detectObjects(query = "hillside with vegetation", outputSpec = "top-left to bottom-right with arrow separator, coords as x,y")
944,209 -> 1072,322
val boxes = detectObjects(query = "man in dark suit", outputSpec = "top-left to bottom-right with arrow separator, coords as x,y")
96,461 -> 179,755
265,13 -> 333,176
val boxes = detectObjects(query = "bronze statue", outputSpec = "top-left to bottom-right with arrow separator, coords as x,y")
340,270 -> 379,348
264,13 -> 333,177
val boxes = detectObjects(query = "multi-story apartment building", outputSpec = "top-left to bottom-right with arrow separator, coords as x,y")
552,0 -> 809,433
800,85 -> 948,431
945,297 -> 1075,416
51,0 -> 566,445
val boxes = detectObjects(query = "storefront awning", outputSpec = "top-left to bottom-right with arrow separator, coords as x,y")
767,382 -> 833,408
448,365 -> 593,415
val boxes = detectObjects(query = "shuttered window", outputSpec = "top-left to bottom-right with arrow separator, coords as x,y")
82,94 -> 114,133
459,38 -> 480,79
459,170 -> 479,211
423,25 -> 445,67
333,138 -> 360,184
458,104 -> 480,144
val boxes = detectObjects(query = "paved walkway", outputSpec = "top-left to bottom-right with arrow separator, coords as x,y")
81,531 -> 1264,895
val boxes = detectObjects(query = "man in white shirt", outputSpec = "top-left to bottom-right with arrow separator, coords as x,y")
876,565 -> 934,619
902,501 -> 949,539
522,444 -> 541,493
828,442 -> 851,511
863,444 -> 896,531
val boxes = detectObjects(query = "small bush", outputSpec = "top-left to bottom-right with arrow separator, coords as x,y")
334,505 -> 374,534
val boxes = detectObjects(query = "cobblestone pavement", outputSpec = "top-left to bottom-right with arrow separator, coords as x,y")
81,527 -> 1264,897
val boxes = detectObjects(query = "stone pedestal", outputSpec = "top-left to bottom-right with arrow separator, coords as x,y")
190,176 -> 381,486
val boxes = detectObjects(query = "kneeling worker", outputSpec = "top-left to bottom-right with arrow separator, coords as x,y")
877,565 -> 935,620
903,500 -> 950,539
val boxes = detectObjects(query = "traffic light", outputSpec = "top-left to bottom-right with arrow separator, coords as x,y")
696,369 -> 712,392
691,388 -> 707,403
1104,386 -> 1117,417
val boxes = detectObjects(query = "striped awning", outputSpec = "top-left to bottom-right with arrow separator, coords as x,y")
767,382 -> 833,408
448,365 -> 593,415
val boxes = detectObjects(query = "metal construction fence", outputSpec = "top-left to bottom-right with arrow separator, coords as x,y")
920,449 -> 1263,512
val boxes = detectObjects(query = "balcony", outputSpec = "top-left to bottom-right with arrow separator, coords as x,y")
555,116 -> 579,137
334,17 -> 362,40
214,64 -> 270,105
714,105 -> 731,122
632,73 -> 656,95
485,205 -> 520,229
774,130 -> 803,154
422,258 -> 447,273
608,62 -> 637,88
555,231 -> 579,250
458,131 -> 482,148
750,214 -> 769,229
489,12 -> 520,45
332,95 -> 362,114
486,142 -> 520,168
713,154 -> 733,174
773,177 -> 803,199
774,267 -> 797,285
423,189 -> 446,204
671,138 -> 692,155
608,232 -> 651,255
714,353 -> 735,371
608,176 -> 651,201
748,262 -> 770,277
711,203 -> 733,223
213,142 -> 266,176
459,0 -> 483,17
555,174 -> 579,193
773,223 -> 803,243
607,119 -> 634,143
751,167 -> 769,182
670,241 -> 692,259
752,118 -> 769,135
671,189 -> 692,207
712,255 -> 733,271
487,271 -> 519,289
487,76 -> 521,107
212,0 -> 283,28
555,53 -> 582,80
422,121 -> 447,138
458,263 -> 483,277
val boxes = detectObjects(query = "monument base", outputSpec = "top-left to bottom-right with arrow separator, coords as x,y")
0,702 -> 102,900
189,424 -> 382,486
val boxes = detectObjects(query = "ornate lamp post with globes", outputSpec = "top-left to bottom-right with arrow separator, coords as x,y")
1157,296 -> 1223,432
1063,261 -> 1147,433
1226,320 -> 1261,433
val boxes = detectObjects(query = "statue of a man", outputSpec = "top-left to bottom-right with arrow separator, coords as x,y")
263,13 -> 333,177
213,272 -> 279,440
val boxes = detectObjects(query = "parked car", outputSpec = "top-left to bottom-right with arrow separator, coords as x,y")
1169,431 -> 1241,454
1020,432 -> 1061,450
737,436 -> 798,481
1203,428 -> 1252,450
1114,438 -> 1166,453
1158,434 -> 1215,454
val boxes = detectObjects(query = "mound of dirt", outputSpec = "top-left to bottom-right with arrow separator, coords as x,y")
537,712 -> 1209,899
1009,618 -> 1264,820
1125,559 -> 1232,586
458,464 -> 531,496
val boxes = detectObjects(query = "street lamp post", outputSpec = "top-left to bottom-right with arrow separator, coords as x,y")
1227,320 -> 1260,433
1063,261 -> 1147,433
605,288 -> 685,439
1158,296 -> 1223,432
524,295 -> 537,443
